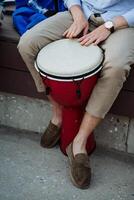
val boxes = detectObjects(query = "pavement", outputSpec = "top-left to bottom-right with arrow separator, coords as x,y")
0,126 -> 134,200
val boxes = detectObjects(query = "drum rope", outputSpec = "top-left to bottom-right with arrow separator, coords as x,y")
73,78 -> 84,99
43,77 -> 51,95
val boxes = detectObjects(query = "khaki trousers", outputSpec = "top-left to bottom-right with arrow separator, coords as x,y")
18,11 -> 134,118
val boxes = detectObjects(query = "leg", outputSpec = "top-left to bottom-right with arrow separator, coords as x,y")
18,11 -> 73,127
18,11 -> 73,92
73,112 -> 102,155
47,95 -> 62,127
73,28 -> 134,155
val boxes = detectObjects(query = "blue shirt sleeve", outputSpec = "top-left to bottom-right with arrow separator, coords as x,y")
64,0 -> 81,9
122,8 -> 134,27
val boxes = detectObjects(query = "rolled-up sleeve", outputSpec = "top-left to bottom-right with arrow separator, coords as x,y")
122,8 -> 134,27
64,0 -> 81,9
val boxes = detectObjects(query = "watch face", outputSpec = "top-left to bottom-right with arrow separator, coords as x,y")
105,21 -> 113,29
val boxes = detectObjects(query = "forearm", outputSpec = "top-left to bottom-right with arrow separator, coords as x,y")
69,5 -> 85,21
122,8 -> 134,27
113,16 -> 129,30
113,8 -> 134,29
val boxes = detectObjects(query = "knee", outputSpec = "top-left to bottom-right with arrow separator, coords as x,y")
103,53 -> 131,83
18,31 -> 40,56
102,66 -> 129,85
18,32 -> 33,56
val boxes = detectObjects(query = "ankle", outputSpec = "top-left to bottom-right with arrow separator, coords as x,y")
74,134 -> 87,146
73,136 -> 87,156
51,117 -> 62,127
51,105 -> 62,127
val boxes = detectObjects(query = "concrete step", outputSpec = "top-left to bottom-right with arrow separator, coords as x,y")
0,125 -> 134,200
0,92 -> 134,155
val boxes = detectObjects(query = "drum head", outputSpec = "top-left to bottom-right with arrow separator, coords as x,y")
35,39 -> 104,81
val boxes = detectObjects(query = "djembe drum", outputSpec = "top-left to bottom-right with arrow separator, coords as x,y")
35,39 -> 103,155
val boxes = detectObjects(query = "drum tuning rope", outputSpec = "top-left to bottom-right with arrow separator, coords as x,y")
73,78 -> 84,99
43,76 -> 51,96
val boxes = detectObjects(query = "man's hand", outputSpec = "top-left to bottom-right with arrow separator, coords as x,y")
78,24 -> 111,46
63,16 -> 89,38
78,15 -> 129,46
63,5 -> 89,38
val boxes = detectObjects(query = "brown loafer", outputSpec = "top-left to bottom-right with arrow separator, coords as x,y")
40,121 -> 61,148
66,143 -> 91,189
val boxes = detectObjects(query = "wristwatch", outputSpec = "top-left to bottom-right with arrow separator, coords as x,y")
104,21 -> 115,33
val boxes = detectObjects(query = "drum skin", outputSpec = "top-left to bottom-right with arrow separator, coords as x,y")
42,74 -> 97,155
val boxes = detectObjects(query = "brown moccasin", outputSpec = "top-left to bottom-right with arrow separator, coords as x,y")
66,143 -> 91,189
40,121 -> 61,148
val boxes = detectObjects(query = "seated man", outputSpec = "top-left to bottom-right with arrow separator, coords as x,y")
18,0 -> 134,189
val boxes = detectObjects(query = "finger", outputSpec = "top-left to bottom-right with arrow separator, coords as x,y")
83,37 -> 96,46
63,23 -> 75,37
83,26 -> 89,36
72,28 -> 82,38
63,29 -> 69,37
79,34 -> 95,45
94,38 -> 102,45
66,26 -> 77,38
80,37 -> 91,45
78,31 -> 93,41
71,24 -> 85,38
69,24 -> 85,38
65,26 -> 74,38
69,27 -> 77,38
78,35 -> 88,42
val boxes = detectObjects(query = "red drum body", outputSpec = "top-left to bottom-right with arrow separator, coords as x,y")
35,39 -> 103,155
44,75 -> 97,107
43,76 -> 97,155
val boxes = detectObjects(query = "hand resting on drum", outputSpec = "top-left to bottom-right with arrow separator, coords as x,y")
78,15 -> 128,46
63,5 -> 89,39
78,25 -> 111,46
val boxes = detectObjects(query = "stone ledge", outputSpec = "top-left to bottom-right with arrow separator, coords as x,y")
94,114 -> 129,152
0,92 -> 134,155
0,92 -> 51,133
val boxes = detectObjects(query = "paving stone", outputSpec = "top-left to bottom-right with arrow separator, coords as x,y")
127,118 -> 134,154
94,114 -> 129,152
